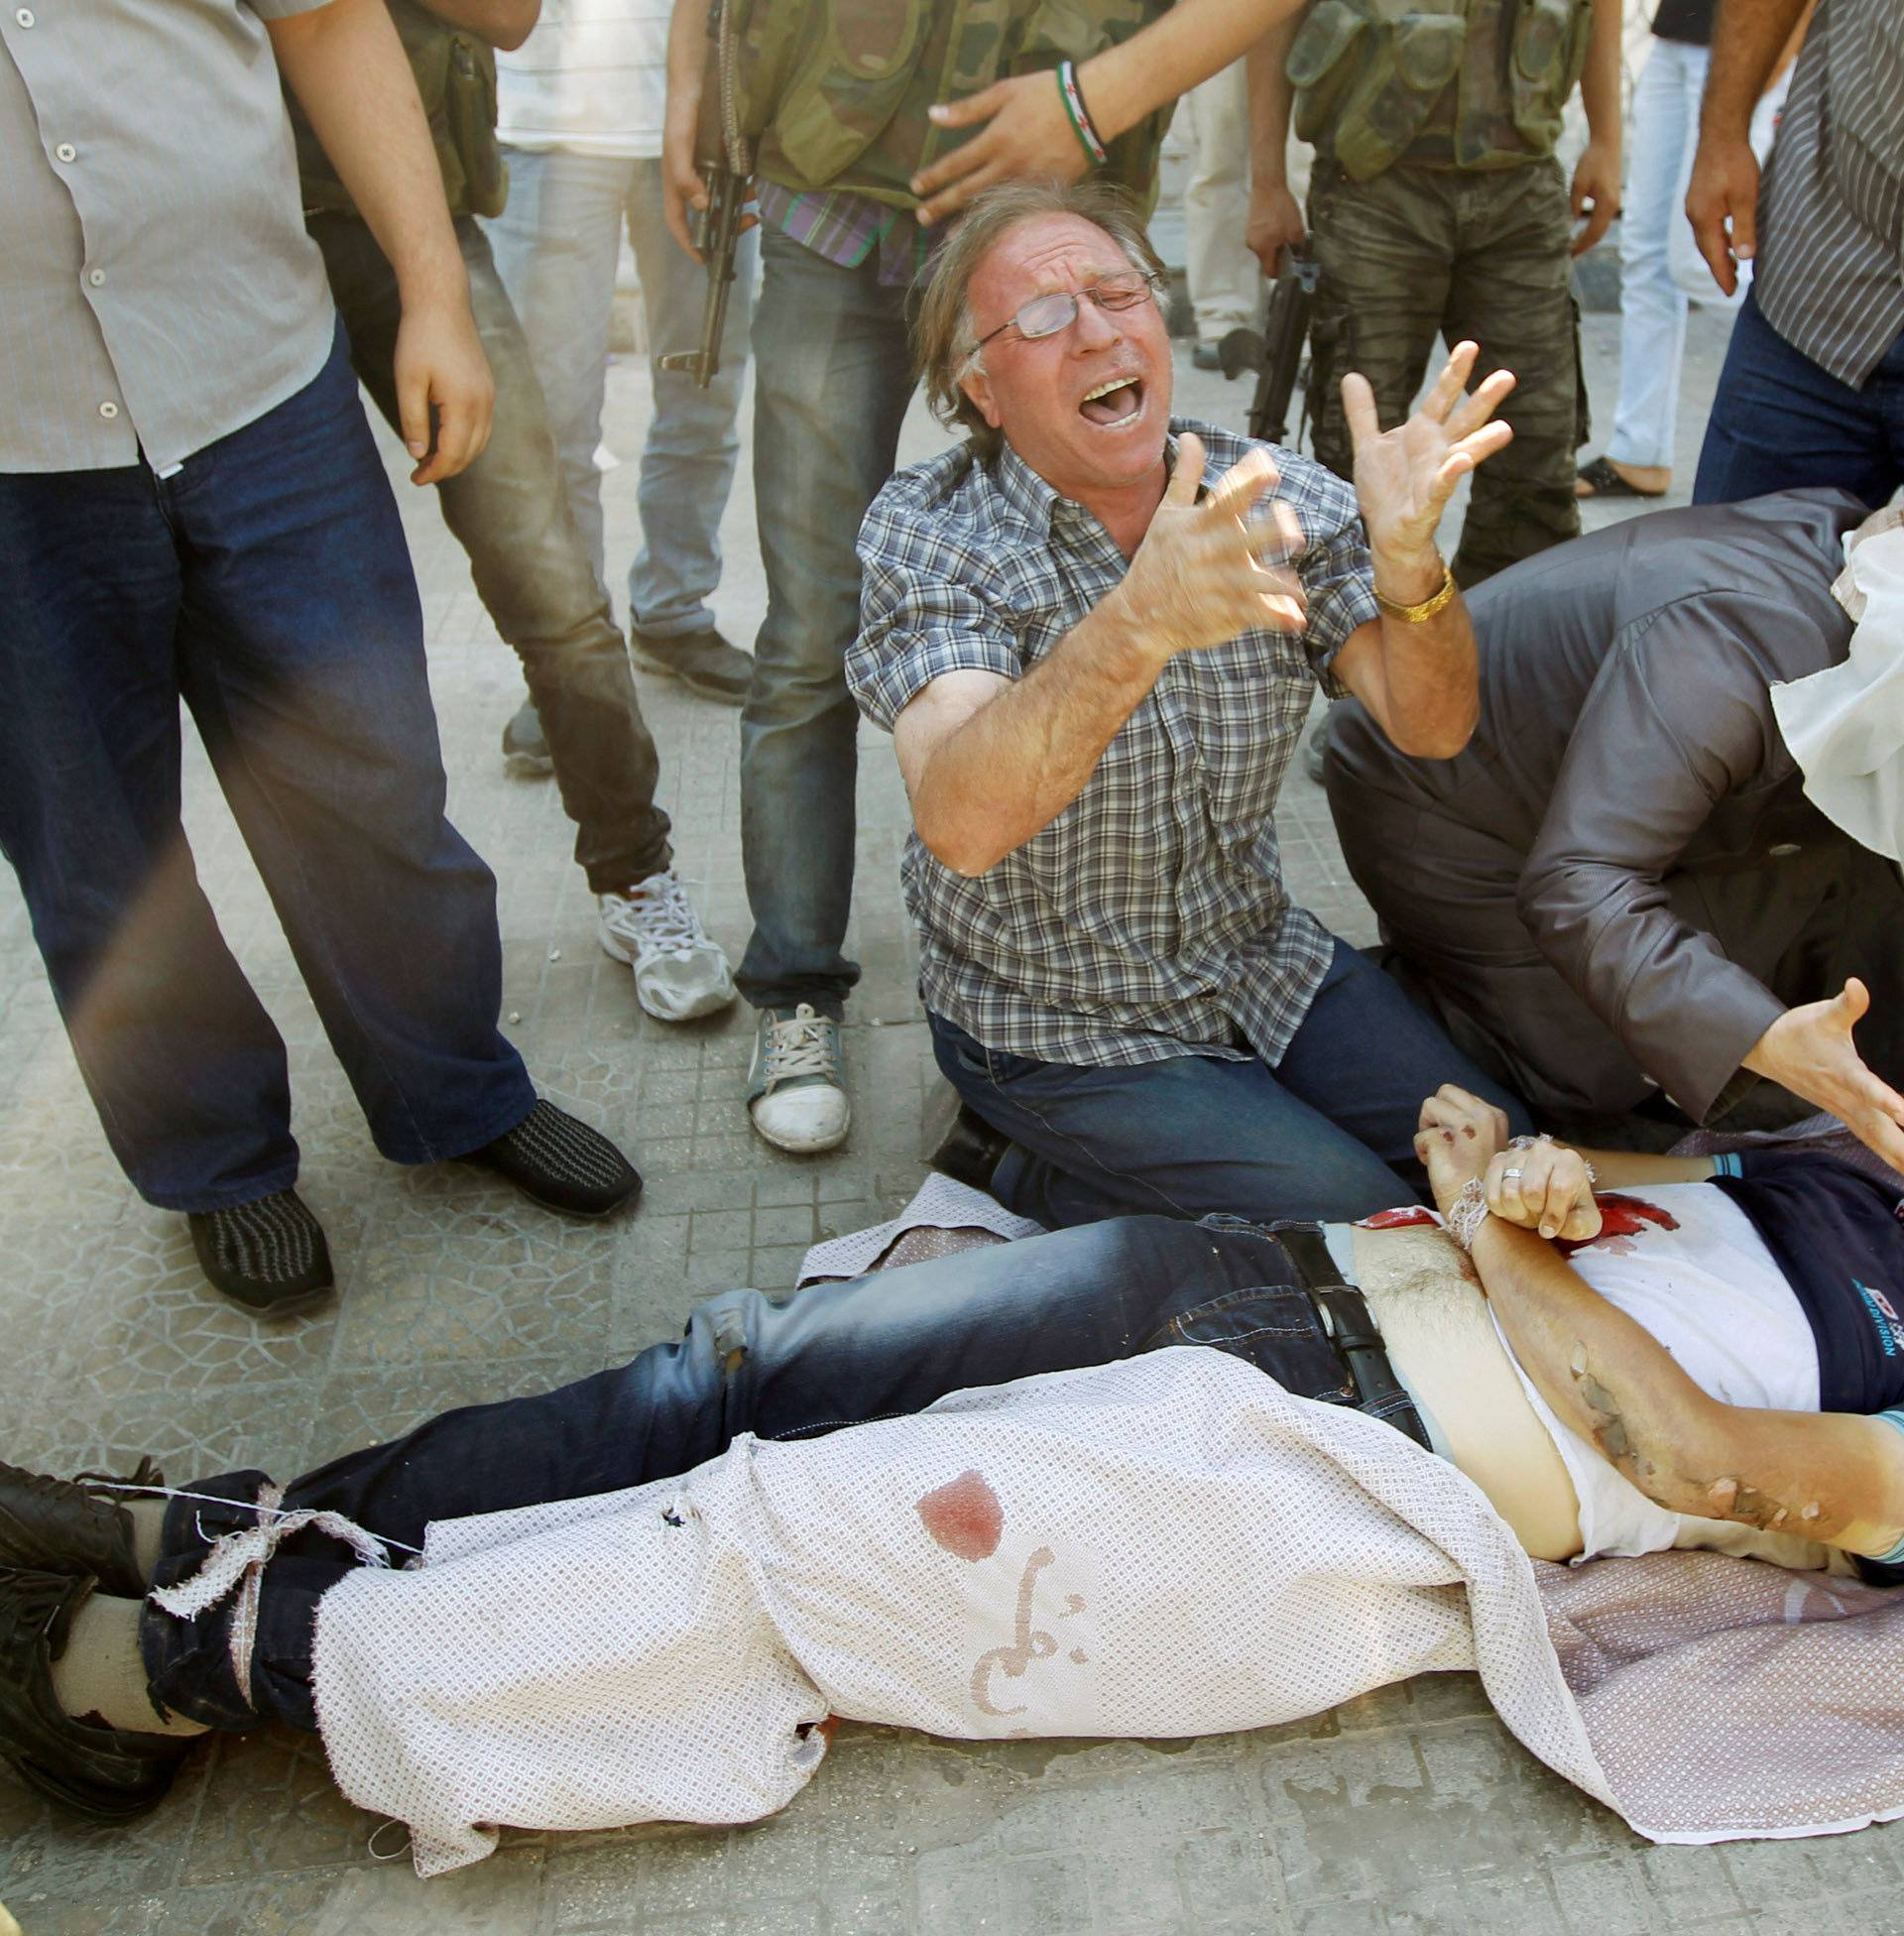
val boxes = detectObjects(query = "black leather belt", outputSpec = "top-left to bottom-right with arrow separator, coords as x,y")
1276,1226 -> 1434,1454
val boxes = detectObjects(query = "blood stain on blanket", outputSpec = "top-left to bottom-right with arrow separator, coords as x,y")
917,1469 -> 1005,1561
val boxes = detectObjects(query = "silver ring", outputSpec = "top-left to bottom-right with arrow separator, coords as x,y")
1501,1166 -> 1523,1180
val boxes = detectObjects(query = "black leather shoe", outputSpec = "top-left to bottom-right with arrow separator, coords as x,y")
629,625 -> 753,705
465,1100 -> 642,1218
0,1459 -> 160,1598
186,1189 -> 334,1315
0,1570 -> 193,1822
926,1100 -> 1011,1195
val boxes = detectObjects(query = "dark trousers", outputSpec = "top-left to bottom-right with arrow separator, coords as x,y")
1306,159 -> 1586,585
311,213 -> 671,893
1695,291 -> 1904,509
143,1215 -> 1368,1732
0,325 -> 535,1211
931,940 -> 1533,1227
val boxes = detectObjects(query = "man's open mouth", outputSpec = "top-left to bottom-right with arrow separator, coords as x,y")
1079,375 -> 1144,427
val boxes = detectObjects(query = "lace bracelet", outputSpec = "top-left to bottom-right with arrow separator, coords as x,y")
1505,1132 -> 1598,1185
1445,1177 -> 1489,1253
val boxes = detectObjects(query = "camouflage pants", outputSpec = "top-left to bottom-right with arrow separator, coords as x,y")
1306,158 -> 1588,586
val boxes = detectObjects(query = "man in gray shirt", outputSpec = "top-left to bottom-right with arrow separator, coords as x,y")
1686,0 -> 1904,504
1330,491 -> 1904,1170
0,0 -> 640,1314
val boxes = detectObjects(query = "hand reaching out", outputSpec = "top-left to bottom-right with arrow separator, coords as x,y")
1346,341 -> 1515,580
911,72 -> 1089,227
1746,980 -> 1904,1174
1113,433 -> 1307,663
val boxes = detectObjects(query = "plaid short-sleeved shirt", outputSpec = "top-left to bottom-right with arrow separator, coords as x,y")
850,420 -> 1382,1070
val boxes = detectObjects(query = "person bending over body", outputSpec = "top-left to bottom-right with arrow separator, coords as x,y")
5,1089 -> 1903,1823
849,181 -> 1532,1228
1328,489 -> 1904,1161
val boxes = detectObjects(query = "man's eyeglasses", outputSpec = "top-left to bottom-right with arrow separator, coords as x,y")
971,270 -> 1165,352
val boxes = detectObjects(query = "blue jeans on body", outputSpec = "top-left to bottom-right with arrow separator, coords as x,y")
736,227 -> 917,1012
931,940 -> 1534,1226
142,1213 -> 1375,1731
486,149 -> 754,640
1695,289 -> 1904,506
313,213 -> 672,891
0,324 -> 536,1212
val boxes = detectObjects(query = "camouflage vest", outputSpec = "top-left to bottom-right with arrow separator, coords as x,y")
1287,0 -> 1592,181
295,0 -> 508,222
732,0 -> 1175,212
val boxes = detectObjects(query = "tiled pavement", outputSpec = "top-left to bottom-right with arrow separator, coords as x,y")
8,299 -> 1903,1936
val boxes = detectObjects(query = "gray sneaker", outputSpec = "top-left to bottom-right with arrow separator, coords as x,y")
502,695 -> 553,779
598,871 -> 736,1023
630,626 -> 753,705
746,1004 -> 850,1153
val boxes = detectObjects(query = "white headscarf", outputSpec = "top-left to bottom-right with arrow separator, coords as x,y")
1770,506 -> 1904,864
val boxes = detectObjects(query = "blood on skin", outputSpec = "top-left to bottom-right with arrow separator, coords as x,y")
916,1469 -> 1005,1561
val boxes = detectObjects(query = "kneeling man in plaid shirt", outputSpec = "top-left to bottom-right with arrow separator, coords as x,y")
849,182 -> 1534,1227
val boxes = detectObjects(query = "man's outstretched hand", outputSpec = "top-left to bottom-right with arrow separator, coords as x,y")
1745,979 -> 1904,1175
1111,433 -> 1307,662
911,73 -> 1089,226
1345,341 -> 1514,589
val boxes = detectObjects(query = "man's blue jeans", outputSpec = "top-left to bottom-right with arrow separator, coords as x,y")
932,940 -> 1534,1225
737,227 -> 916,1013
0,325 -> 536,1212
1695,290 -> 1904,507
142,1213 -> 1370,1731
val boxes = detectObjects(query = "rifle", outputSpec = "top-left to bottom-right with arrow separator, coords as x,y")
1216,244 -> 1320,447
658,0 -> 751,390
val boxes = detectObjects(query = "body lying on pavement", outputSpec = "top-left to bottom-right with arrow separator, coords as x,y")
4,1089 -> 1903,1837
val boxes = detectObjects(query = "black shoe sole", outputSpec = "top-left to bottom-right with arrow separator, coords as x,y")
10,1743 -> 183,1822
628,647 -> 748,707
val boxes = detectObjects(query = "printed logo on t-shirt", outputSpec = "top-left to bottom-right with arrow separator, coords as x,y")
1854,1279 -> 1904,1359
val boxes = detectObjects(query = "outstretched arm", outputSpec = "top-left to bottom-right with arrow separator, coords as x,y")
1416,1087 -> 1904,1560
912,0 -> 1308,225
890,436 -> 1303,876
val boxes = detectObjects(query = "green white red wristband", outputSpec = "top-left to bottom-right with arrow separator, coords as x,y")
1057,60 -> 1109,168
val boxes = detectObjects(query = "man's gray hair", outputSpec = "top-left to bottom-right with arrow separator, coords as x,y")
914,181 -> 1167,468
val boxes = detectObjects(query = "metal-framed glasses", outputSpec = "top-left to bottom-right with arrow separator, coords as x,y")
972,269 -> 1165,352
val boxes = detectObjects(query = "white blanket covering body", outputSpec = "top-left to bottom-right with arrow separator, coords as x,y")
313,1348 -> 1614,1876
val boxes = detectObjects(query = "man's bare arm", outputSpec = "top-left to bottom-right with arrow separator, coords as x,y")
1567,0 -> 1622,257
892,436 -> 1302,877
1327,345 -> 1515,759
268,0 -> 492,483
913,0 -> 1308,225
1471,1215 -> 1904,1557
1246,11 -> 1306,274
416,0 -> 539,51
1685,0 -> 1811,293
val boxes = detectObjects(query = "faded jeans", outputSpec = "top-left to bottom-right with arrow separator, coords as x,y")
737,227 -> 916,1012
312,212 -> 671,892
486,148 -> 753,640
1607,39 -> 1709,471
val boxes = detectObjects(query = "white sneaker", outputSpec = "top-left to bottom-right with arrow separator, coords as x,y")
747,1003 -> 851,1152
597,872 -> 737,1023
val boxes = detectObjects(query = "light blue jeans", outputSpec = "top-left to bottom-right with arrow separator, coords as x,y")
736,226 -> 916,1012
486,148 -> 755,640
1607,39 -> 1708,472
